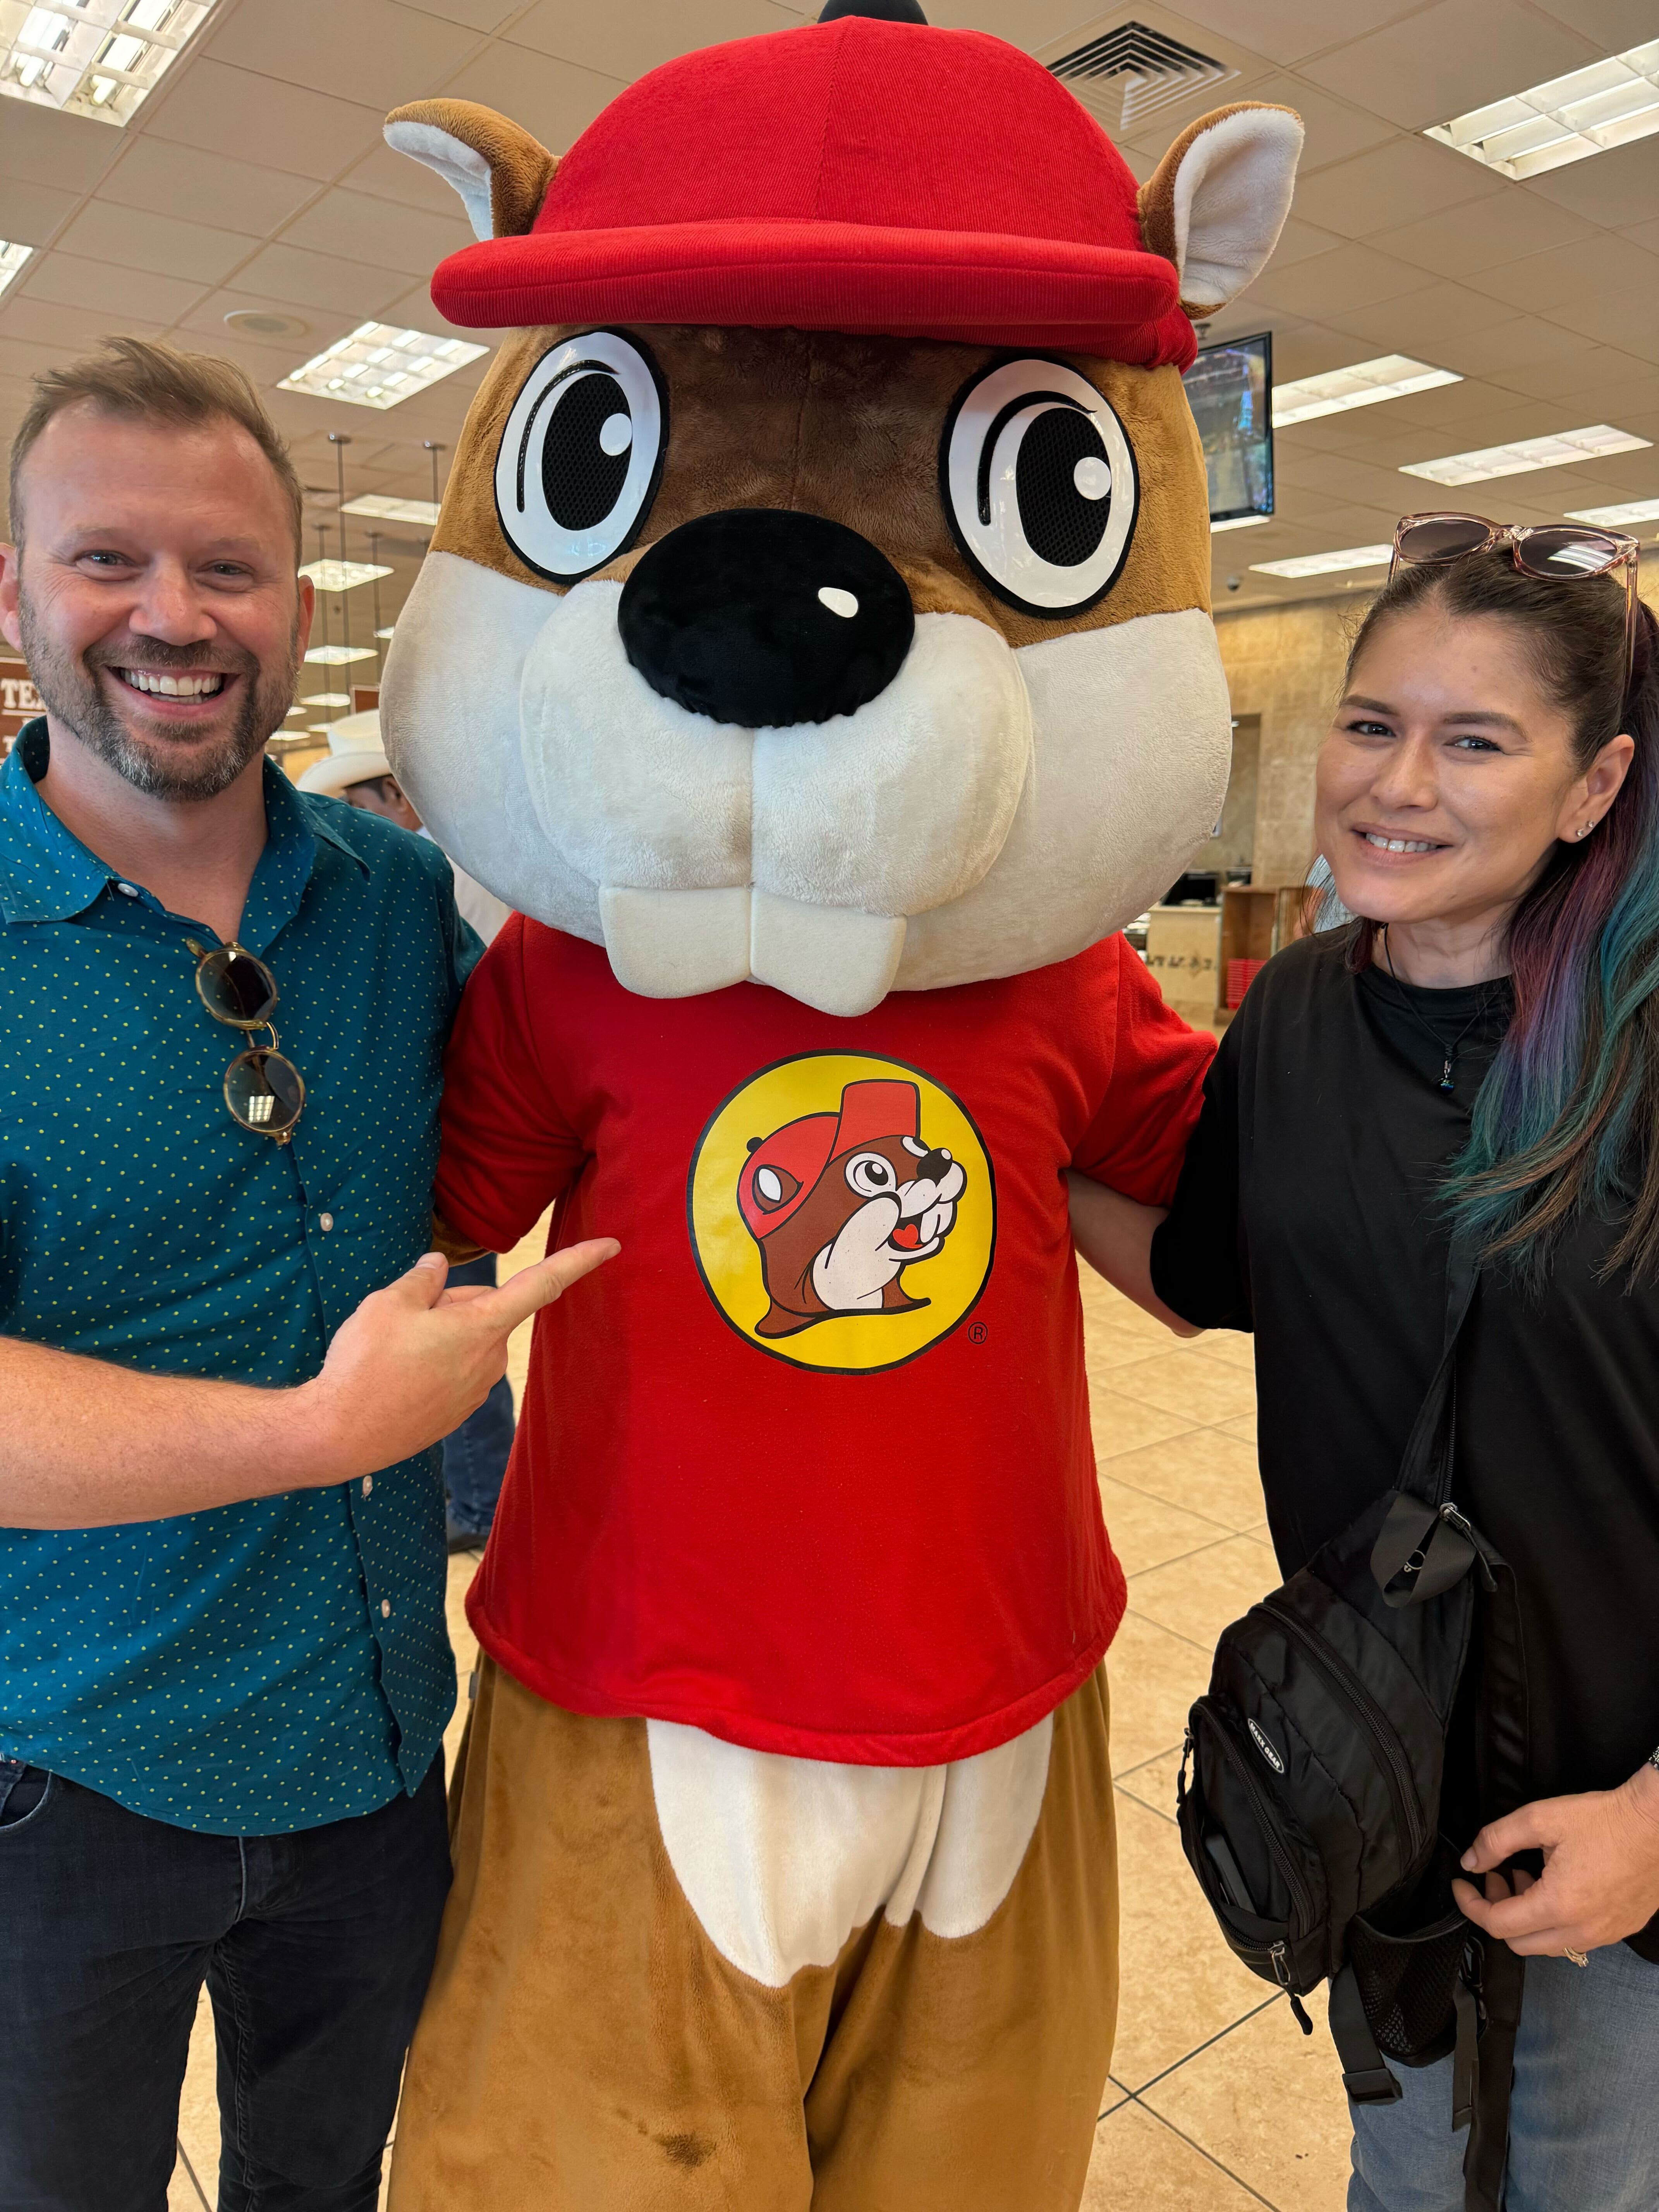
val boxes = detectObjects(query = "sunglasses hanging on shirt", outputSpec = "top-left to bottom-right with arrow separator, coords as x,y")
186,939 -> 306,1143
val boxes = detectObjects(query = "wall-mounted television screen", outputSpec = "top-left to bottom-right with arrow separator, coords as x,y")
1183,331 -> 1273,526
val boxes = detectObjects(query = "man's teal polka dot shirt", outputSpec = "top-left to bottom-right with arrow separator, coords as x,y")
0,721 -> 481,1834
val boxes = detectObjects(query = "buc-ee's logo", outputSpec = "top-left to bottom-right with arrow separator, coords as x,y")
687,1053 -> 996,1375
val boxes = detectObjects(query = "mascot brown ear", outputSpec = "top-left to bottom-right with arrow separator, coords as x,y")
383,98 -> 558,240
1139,102 -> 1303,319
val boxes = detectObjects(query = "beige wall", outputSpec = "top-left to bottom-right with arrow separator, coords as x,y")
1213,593 -> 1369,890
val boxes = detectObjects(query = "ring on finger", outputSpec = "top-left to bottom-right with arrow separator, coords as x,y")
1563,1947 -> 1589,1968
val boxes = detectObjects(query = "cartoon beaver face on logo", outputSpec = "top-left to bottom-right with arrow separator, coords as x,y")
737,1079 -> 966,1339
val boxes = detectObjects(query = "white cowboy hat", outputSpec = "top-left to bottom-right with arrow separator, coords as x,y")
295,710 -> 397,798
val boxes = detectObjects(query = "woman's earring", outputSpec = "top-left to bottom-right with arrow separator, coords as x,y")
1577,822 -> 1595,839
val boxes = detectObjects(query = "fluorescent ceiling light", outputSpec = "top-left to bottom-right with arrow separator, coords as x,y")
1250,544 -> 1393,579
1401,424 -> 1650,485
0,239 -> 33,297
374,624 -> 395,639
302,644 -> 377,666
340,495 -> 442,528
1273,354 -> 1460,428
1427,41 -> 1659,179
2,0 -> 222,128
1211,515 -> 1271,533
1563,497 -> 1659,527
278,323 -> 488,411
298,560 -> 393,593
303,691 -> 352,707
283,705 -> 308,718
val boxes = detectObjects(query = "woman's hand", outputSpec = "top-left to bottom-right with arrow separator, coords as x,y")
1453,1762 -> 1659,1955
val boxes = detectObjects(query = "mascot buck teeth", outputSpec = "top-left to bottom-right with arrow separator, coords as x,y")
380,8 -> 1300,2205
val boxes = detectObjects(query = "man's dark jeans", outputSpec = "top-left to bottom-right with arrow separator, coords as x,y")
0,1755 -> 451,2212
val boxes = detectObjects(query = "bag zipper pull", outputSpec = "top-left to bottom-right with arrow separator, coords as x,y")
1269,1942 -> 1314,2035
1440,1503 -> 1498,1591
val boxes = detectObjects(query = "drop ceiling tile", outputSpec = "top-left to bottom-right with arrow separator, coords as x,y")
1367,189 -> 1599,283
1275,450 -> 1417,505
1481,348 -> 1656,404
1542,289 -> 1659,363
0,101 -> 124,195
53,202 -> 258,289
1470,235 -> 1659,315
505,0 -> 791,79
143,62 -> 386,184
1152,0 -> 1424,69
204,0 -> 479,112
229,243 -> 410,320
438,45 -> 629,151
18,254 -> 208,325
1249,325 -> 1369,380
1431,314 -> 1599,378
1297,0 -> 1601,132
1316,279 -> 1520,356
1291,136 -> 1506,240
100,140 -> 320,241
1233,72 -> 1399,171
925,0 -> 1150,52
396,0 -> 520,24
0,335 -> 65,383
1624,218 -> 1659,258
279,189 -> 473,278
1245,243 -> 1434,319
0,298 -> 169,351
1259,216 -> 1347,273
1523,0 -> 1659,46
1365,379 -> 1524,431
0,179 -> 81,250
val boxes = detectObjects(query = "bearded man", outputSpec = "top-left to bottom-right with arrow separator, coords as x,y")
0,338 -> 612,2212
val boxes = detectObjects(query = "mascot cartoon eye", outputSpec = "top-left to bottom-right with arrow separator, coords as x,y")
845,1153 -> 898,1199
493,328 -> 668,583
939,357 -> 1138,619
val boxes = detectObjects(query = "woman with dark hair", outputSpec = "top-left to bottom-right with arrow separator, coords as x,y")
1072,520 -> 1659,2210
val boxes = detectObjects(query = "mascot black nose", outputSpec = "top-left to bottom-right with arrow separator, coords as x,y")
617,509 -> 915,730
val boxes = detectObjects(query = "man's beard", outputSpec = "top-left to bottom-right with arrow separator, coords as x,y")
16,590 -> 299,802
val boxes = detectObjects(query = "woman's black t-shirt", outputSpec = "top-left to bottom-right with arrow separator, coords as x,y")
1152,931 -> 1659,1848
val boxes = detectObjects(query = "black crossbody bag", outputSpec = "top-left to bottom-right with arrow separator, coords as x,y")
1176,1238 -> 1530,2212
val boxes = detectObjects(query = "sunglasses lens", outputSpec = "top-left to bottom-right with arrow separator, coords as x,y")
225,1049 -> 304,1135
1397,518 -> 1492,564
198,947 -> 278,1028
1515,527 -> 1622,579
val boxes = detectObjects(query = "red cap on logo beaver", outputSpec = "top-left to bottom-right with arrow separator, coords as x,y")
423,13 -> 1197,369
738,1079 -> 922,1241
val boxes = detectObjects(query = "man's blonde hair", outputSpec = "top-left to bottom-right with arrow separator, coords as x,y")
7,335 -> 304,554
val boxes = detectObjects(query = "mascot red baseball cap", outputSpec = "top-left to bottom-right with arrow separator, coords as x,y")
738,1080 -> 923,1242
427,9 -> 1197,369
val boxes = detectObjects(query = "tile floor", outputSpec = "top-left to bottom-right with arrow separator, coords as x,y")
171,1248 -> 1355,2209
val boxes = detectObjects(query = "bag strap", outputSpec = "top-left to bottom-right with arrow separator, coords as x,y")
1370,1230 -> 1489,1607
1327,1963 -> 1403,2106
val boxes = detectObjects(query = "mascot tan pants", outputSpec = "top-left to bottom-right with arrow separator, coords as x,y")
389,1659 -> 1118,2211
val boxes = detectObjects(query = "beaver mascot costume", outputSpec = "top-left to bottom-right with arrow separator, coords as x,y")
378,9 -> 1300,2205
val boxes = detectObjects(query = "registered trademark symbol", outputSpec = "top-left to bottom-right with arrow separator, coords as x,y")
967,1321 -> 988,1345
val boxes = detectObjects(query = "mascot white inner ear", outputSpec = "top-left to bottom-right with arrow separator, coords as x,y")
1141,103 -> 1304,318
383,119 -> 495,240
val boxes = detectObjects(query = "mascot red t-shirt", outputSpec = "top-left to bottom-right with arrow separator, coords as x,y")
437,921 -> 1209,1762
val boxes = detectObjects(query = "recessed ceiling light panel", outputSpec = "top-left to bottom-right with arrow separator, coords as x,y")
1427,41 -> 1659,179
1564,498 -> 1659,527
278,323 -> 488,411
340,495 -> 443,528
302,692 -> 352,708
1273,355 -> 1461,428
1250,545 -> 1393,578
1401,425 -> 1650,486
297,561 -> 394,593
302,644 -> 378,666
2,0 -> 223,128
0,239 -> 33,298
1211,515 -> 1272,533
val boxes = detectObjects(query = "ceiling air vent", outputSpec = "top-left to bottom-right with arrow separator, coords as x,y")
1047,21 -> 1237,134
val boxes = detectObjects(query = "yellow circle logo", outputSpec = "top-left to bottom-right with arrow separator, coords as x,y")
687,1052 -> 996,1374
